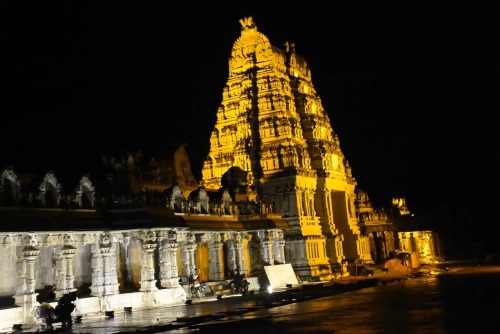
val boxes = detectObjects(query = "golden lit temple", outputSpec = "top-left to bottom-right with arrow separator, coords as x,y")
201,17 -> 373,279
0,17 -> 439,329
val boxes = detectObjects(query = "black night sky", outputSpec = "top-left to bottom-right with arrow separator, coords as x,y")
1,3 -> 498,229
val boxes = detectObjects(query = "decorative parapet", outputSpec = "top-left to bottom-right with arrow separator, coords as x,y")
2,234 -> 21,247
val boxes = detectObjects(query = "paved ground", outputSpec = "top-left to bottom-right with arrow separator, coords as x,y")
3,264 -> 461,334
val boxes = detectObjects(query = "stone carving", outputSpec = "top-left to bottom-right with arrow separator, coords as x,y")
0,167 -> 21,206
75,174 -> 95,209
37,171 -> 62,208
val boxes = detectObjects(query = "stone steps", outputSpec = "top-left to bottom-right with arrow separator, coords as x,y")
204,280 -> 232,297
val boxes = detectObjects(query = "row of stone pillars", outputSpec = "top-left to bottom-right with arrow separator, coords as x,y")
8,228 -> 287,325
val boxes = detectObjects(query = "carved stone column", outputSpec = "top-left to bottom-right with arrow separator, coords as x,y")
14,233 -> 40,325
296,189 -> 304,216
90,239 -> 104,297
106,234 -> 120,297
63,247 -> 76,293
208,233 -> 224,280
102,234 -> 119,312
159,230 -> 181,288
168,241 -> 180,283
120,235 -> 133,289
226,238 -> 237,273
139,230 -> 158,292
258,230 -> 273,266
400,233 -> 409,252
273,230 -> 286,264
158,240 -> 170,285
181,233 -> 197,278
233,233 -> 246,274
326,234 -> 345,274
55,233 -> 77,298
54,248 -> 66,293
90,233 -> 119,312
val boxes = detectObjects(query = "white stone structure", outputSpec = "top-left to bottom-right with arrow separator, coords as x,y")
0,222 -> 288,330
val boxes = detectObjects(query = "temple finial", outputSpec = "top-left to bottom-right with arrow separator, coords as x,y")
239,17 -> 256,31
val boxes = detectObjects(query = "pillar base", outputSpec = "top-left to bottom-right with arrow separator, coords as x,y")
13,294 -> 39,325
160,277 -> 181,288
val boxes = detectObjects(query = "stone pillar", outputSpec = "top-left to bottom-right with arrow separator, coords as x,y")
400,233 -> 409,252
259,230 -> 273,266
296,237 -> 307,265
169,241 -> 180,282
14,233 -> 40,325
120,236 -> 133,289
90,239 -> 104,296
139,230 -> 158,292
428,232 -> 436,260
159,240 -> 170,285
55,233 -> 77,298
234,233 -> 246,274
208,233 -> 224,280
296,189 -> 303,216
159,230 -> 181,288
384,231 -> 395,256
226,239 -> 237,273
103,237 -> 119,312
54,248 -> 66,294
102,242 -> 119,295
90,233 -> 119,312
181,233 -> 197,278
273,230 -> 286,264
64,248 -> 76,293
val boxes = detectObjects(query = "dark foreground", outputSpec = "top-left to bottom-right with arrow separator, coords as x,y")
6,262 -> 499,334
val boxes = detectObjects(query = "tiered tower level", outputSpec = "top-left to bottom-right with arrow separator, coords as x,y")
202,17 -> 372,279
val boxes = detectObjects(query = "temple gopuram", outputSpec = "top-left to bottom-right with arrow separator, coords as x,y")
0,17 -> 439,329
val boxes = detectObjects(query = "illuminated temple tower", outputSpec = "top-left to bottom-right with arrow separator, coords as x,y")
202,17 -> 372,279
